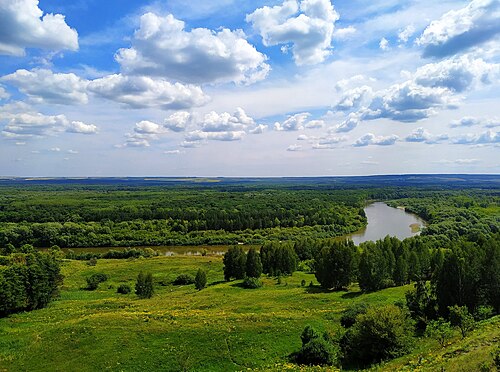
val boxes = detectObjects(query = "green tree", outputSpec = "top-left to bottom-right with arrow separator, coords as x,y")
342,304 -> 414,366
315,240 -> 356,290
393,255 -> 409,286
448,305 -> 475,338
425,318 -> 453,347
245,247 -> 262,278
195,268 -> 207,290
223,246 -> 246,281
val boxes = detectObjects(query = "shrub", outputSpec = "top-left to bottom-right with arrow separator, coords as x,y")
292,326 -> 338,366
117,284 -> 131,294
448,305 -> 475,338
86,273 -> 108,290
340,303 -> 369,328
242,277 -> 262,289
474,305 -> 494,321
425,318 -> 453,347
195,268 -> 207,291
301,279 -> 306,287
173,274 -> 195,285
342,304 -> 414,366
135,272 -> 154,298
87,257 -> 97,266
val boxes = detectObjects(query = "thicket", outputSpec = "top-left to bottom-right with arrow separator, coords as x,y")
0,245 -> 62,317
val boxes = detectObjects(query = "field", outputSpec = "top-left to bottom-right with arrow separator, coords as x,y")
1,254 -> 498,372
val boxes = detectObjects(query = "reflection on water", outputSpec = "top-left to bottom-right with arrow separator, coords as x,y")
347,202 -> 425,245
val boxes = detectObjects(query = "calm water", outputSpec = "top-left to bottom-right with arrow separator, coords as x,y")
347,202 -> 425,245
49,202 -> 425,255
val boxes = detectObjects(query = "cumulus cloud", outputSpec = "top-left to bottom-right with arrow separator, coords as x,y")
115,12 -> 269,85
334,85 -> 373,111
1,111 -> 97,138
450,116 -> 500,128
185,129 -> 246,142
134,120 -> 163,134
312,134 -> 346,149
88,74 -> 209,110
164,150 -> 180,155
379,37 -> 389,51
398,25 -> 415,44
275,112 -> 309,131
0,0 -> 78,56
246,0 -> 339,65
333,26 -> 356,40
335,113 -> 360,132
360,55 -> 499,122
164,111 -> 191,132
0,86 -> 9,100
353,133 -> 399,147
405,127 -> 448,144
417,0 -> 500,58
1,69 -> 88,105
201,108 -> 255,132
451,129 -> 499,145
249,124 -> 267,134
286,144 -> 302,151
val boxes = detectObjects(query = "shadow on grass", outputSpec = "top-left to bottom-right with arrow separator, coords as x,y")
341,291 -> 363,299
208,280 -> 226,287
305,285 -> 333,294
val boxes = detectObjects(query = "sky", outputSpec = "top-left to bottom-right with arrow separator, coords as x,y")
0,0 -> 499,177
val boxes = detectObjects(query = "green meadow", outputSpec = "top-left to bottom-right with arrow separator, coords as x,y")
0,254 -> 497,372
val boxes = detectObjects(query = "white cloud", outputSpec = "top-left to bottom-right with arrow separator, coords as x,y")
0,86 -> 9,100
185,129 -> 246,142
274,112 -> 310,131
249,124 -> 267,134
334,85 -> 373,111
68,150 -> 78,154
398,25 -> 415,44
379,37 -> 389,51
164,111 -> 191,132
297,134 -> 309,140
450,116 -> 500,128
246,0 -> 339,65
66,121 -> 98,134
1,69 -> 88,105
201,108 -> 255,132
333,26 -> 356,40
353,133 -> 399,147
405,127 -> 448,144
417,0 -> 500,58
1,111 -> 97,138
115,12 -> 269,85
451,129 -> 499,145
335,113 -> 360,133
312,134 -> 346,149
0,0 -> 78,56
286,144 -> 302,151
433,158 -> 480,165
134,120 -> 163,134
305,119 -> 324,129
88,74 -> 209,110
164,150 -> 180,155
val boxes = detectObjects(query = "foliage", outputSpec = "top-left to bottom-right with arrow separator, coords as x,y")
135,271 -> 154,298
173,273 -> 195,285
448,305 -> 475,338
260,241 -> 298,276
405,280 -> 438,330
341,304 -> 414,366
425,318 -> 453,347
86,272 -> 109,290
195,268 -> 207,291
242,276 -> 262,289
314,240 -> 357,290
116,284 -> 131,294
0,247 -> 62,317
245,247 -> 262,278
223,246 -> 246,281
340,303 -> 369,328
292,326 -> 338,366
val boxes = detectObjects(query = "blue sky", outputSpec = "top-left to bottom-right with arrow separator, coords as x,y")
0,0 -> 499,176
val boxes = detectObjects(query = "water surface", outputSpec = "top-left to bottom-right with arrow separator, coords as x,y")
347,202 -> 425,245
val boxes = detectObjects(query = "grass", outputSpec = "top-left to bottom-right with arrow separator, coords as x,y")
0,255 -> 497,371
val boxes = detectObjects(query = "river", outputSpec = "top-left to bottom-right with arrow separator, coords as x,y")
52,202 -> 425,255
346,202 -> 425,245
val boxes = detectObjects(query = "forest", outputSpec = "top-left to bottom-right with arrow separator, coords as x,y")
0,177 -> 499,371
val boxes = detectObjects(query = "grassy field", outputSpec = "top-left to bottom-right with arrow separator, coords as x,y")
0,255 -> 498,372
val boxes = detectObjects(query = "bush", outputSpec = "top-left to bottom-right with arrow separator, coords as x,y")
242,277 -> 262,289
87,257 -> 97,266
425,318 -> 453,347
135,272 -> 154,298
173,274 -> 195,285
117,284 -> 131,294
342,304 -> 414,367
448,305 -> 475,338
86,273 -> 109,290
340,303 -> 369,328
292,326 -> 338,366
474,305 -> 494,321
195,268 -> 207,291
